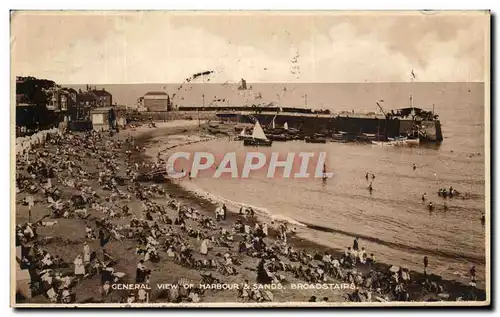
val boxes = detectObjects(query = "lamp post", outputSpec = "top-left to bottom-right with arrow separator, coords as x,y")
164,89 -> 167,123
199,94 -> 204,129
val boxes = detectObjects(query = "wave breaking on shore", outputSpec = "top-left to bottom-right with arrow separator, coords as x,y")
176,180 -> 307,228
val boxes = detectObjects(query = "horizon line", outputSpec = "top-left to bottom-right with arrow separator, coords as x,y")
60,81 -> 485,85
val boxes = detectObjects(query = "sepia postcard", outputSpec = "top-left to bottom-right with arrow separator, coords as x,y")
10,10 -> 490,307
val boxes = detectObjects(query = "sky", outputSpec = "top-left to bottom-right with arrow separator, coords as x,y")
11,11 -> 489,84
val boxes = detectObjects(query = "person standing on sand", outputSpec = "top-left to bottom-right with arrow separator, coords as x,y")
367,253 -> 375,267
353,237 -> 359,251
359,247 -> 367,264
83,242 -> 90,264
428,202 -> 434,211
423,256 -> 429,276
27,195 -> 34,223
257,258 -> 271,284
136,260 -> 147,283
351,248 -> 358,265
263,223 -> 268,237
73,255 -> 85,276
200,238 -> 209,255
345,247 -> 351,258
469,266 -> 476,285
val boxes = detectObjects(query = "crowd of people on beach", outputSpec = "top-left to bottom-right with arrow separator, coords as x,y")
14,123 -> 483,304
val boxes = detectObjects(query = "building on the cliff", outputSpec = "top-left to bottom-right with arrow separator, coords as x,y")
68,86 -> 113,122
46,87 -> 74,113
63,88 -> 78,107
143,91 -> 170,112
14,77 -> 115,130
15,76 -> 60,130
91,88 -> 113,108
72,90 -> 95,121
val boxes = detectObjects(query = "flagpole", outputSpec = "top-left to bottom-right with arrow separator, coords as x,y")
410,69 -> 415,113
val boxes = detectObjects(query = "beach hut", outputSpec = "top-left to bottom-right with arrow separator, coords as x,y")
91,107 -> 113,131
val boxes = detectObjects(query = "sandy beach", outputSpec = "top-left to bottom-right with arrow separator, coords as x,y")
14,120 -> 486,306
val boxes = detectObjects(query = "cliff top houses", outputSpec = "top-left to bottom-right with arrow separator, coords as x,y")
16,76 -> 114,129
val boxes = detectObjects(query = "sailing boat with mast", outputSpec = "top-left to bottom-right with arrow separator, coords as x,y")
244,120 -> 273,146
235,127 -> 251,141
406,69 -> 421,146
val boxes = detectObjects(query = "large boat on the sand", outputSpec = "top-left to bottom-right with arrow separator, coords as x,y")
243,120 -> 273,146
